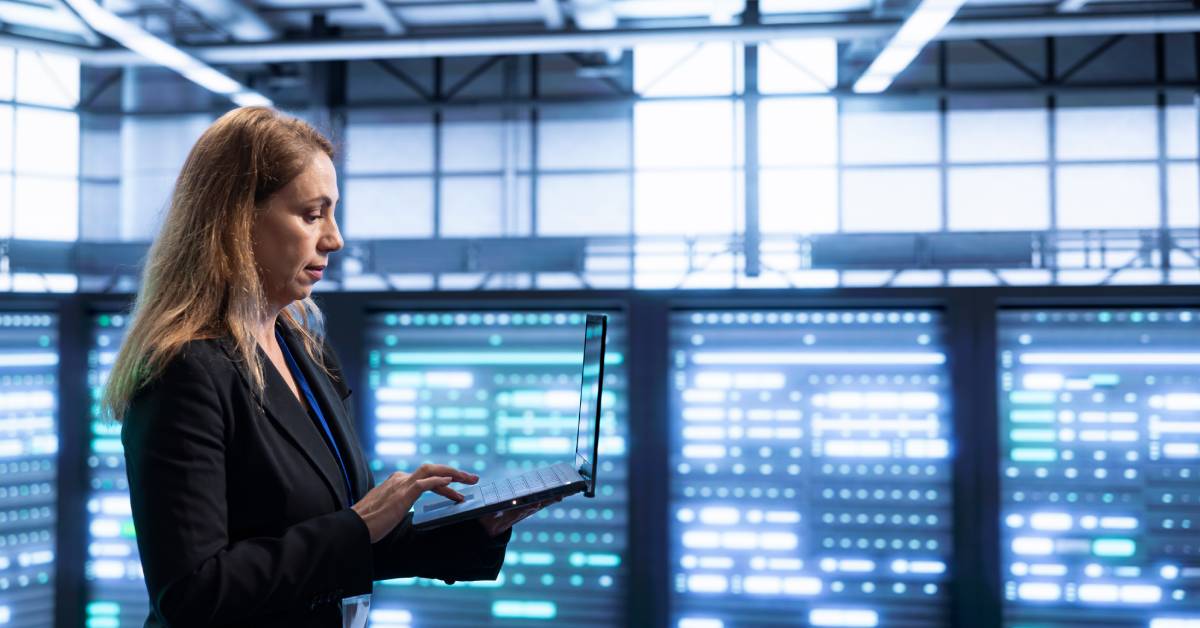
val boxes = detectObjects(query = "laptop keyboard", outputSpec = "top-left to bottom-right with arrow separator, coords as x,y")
422,464 -> 576,513
476,464 -> 573,505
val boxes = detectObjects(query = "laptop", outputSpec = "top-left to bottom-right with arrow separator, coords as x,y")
412,313 -> 608,531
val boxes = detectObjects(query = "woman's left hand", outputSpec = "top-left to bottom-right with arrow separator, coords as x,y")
478,496 -> 562,537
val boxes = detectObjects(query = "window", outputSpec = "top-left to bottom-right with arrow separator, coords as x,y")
948,108 -> 1048,163
119,115 -> 210,241
537,108 -> 631,171
537,174 -> 631,236
948,166 -> 1050,231
529,106 -> 633,237
1167,163 -> 1199,228
343,178 -> 434,238
344,111 -> 434,174
842,168 -> 941,232
759,168 -> 838,234
15,50 -> 79,107
440,115 -> 531,173
758,39 -> 837,94
635,171 -> 740,236
635,101 -> 740,169
759,98 -> 838,167
635,42 -> 740,97
0,174 -> 11,238
1166,103 -> 1198,160
14,176 -> 77,240
439,175 -> 531,237
0,47 -> 13,100
0,77 -> 10,240
15,108 -> 78,177
1056,105 -> 1158,161
1057,164 -> 1160,229
634,100 -> 742,238
841,100 -> 939,165
5,50 -> 79,245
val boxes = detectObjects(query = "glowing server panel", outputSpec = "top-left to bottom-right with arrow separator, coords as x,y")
1000,308 -> 1200,628
365,310 -> 628,627
669,309 -> 953,628
86,313 -> 148,627
0,312 -> 58,627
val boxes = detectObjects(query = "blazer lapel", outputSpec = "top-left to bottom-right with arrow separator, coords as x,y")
275,322 -> 370,502
217,330 -> 349,509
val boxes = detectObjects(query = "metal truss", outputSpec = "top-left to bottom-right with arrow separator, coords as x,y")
3,229 -> 1198,292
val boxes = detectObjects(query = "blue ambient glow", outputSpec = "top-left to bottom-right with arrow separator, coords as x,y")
1000,309 -> 1200,627
669,309 -> 953,627
367,310 -> 627,627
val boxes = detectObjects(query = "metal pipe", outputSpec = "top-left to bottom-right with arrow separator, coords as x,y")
12,10 -> 1200,66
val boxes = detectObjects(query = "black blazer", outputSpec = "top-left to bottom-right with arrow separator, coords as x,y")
121,319 -> 510,627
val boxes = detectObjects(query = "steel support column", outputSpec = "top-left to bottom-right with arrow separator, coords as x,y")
744,42 -> 761,279
1156,34 -> 1171,281
308,15 -> 348,287
53,299 -> 87,628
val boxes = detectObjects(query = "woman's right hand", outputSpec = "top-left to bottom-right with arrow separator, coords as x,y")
351,464 -> 478,543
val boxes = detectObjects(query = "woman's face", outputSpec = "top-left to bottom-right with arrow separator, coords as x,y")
251,151 -> 343,309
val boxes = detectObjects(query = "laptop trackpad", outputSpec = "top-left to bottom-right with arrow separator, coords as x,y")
424,493 -> 476,512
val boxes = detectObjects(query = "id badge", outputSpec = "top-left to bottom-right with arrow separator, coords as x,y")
340,593 -> 372,628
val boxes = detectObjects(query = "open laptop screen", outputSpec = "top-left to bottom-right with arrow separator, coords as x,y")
575,314 -> 607,497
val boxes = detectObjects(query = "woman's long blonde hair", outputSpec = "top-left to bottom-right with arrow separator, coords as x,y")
102,106 -> 337,422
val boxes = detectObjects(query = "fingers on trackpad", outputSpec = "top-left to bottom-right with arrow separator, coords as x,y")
425,492 -> 476,512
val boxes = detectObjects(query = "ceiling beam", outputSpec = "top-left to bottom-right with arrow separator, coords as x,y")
855,0 -> 966,93
32,9 -> 1200,65
0,1 -> 94,39
175,0 -> 277,41
61,0 -> 271,104
535,0 -> 564,29
52,0 -> 102,45
362,0 -> 406,35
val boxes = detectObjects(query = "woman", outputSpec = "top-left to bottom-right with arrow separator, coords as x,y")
102,107 -> 550,627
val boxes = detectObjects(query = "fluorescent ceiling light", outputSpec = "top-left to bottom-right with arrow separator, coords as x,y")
182,65 -> 243,94
710,0 -> 743,25
612,0 -> 706,18
894,7 -> 958,43
63,0 -> 270,105
535,0 -> 565,29
760,0 -> 872,12
867,45 -> 922,76
609,0 -> 743,24
232,91 -> 273,106
1058,0 -> 1091,11
853,0 -> 966,93
847,74 -> 890,94
573,0 -> 618,29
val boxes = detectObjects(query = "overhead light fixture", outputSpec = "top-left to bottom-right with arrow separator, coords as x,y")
709,0 -> 744,25
231,91 -> 272,106
1058,0 -> 1091,11
853,0 -> 965,93
62,0 -> 271,105
572,0 -> 617,30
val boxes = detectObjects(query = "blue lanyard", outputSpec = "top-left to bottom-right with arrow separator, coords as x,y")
277,329 -> 354,507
